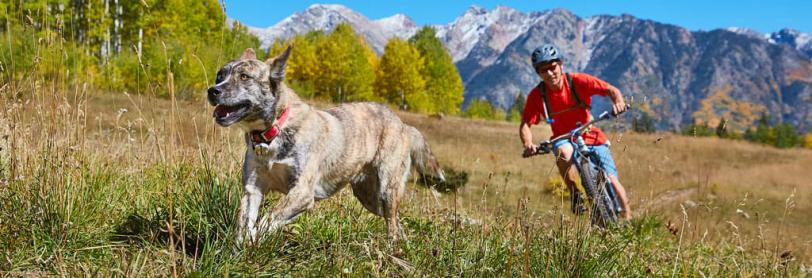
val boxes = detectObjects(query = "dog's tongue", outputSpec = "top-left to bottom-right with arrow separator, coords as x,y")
213,105 -> 239,118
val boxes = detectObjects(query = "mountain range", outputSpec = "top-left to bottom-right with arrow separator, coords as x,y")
244,4 -> 812,132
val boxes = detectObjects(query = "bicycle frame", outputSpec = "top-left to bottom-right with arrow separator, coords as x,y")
534,111 -> 624,223
569,136 -> 623,215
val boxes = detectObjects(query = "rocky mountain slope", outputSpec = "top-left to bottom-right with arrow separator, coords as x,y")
244,4 -> 812,131
247,4 -> 417,53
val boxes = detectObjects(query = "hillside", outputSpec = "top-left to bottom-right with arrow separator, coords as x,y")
1,91 -> 809,275
247,4 -> 812,132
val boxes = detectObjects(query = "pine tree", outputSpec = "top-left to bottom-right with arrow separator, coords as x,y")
750,114 -> 776,145
507,93 -> 526,122
715,117 -> 728,138
682,119 -> 713,137
409,26 -> 464,115
773,123 -> 800,148
633,111 -> 656,133
375,38 -> 427,111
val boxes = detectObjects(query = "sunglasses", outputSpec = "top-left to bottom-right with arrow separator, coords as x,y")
535,61 -> 560,73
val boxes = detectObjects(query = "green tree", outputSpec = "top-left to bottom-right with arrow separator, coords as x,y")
773,123 -> 800,148
633,111 -> 656,133
682,120 -> 714,137
715,118 -> 728,138
0,1 -> 13,31
465,99 -> 504,120
270,31 -> 327,98
1,0 -> 260,98
409,26 -> 464,115
375,38 -> 427,111
507,93 -> 526,122
744,114 -> 776,145
315,23 -> 377,102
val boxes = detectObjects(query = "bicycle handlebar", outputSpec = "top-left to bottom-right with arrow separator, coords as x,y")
524,104 -> 630,157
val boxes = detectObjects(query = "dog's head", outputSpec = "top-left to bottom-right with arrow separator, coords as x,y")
207,46 -> 292,128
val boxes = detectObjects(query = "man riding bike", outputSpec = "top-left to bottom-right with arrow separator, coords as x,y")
519,44 -> 632,220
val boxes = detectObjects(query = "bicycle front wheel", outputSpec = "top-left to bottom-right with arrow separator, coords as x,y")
578,158 -> 617,227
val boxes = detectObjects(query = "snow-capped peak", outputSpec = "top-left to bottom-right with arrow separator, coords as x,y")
305,4 -> 355,14
725,27 -> 767,40
436,5 -> 536,61
373,14 -> 417,39
246,4 -> 417,53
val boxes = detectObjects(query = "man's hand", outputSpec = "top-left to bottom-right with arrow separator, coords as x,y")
606,85 -> 628,116
520,121 -> 537,158
612,98 -> 628,116
522,143 -> 537,158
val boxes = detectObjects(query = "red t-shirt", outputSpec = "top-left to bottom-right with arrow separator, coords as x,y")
522,72 -> 610,145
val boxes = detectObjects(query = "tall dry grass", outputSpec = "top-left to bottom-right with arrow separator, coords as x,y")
402,110 -> 812,264
1,10 -> 810,276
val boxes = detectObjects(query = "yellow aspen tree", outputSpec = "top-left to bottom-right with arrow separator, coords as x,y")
375,38 -> 427,112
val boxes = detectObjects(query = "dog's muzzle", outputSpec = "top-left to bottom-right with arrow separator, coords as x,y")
207,87 -> 222,105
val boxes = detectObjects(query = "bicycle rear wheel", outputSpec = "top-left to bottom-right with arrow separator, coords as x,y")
578,158 -> 617,227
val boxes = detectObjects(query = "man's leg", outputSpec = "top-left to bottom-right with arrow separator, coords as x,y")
553,142 -> 584,214
608,176 -> 631,220
553,142 -> 577,191
592,144 -> 631,220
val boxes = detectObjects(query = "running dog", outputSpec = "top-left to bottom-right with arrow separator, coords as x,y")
207,46 -> 445,244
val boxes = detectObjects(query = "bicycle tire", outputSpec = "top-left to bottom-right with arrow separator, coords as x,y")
578,158 -> 617,227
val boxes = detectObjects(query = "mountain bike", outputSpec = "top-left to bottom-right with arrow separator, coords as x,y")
530,109 -> 626,227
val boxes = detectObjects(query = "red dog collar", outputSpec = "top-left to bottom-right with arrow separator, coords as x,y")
251,105 -> 290,144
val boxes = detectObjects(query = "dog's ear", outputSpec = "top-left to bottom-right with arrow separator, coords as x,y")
266,45 -> 292,82
240,48 -> 256,60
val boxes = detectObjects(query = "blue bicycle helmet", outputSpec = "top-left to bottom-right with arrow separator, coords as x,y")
531,44 -> 562,68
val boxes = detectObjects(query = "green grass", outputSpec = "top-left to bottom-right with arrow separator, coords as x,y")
0,141 -> 804,275
2,12 -> 809,274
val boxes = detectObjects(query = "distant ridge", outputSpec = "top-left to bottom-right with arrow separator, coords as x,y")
241,4 -> 812,132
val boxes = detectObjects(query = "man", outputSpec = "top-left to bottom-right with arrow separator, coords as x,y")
519,44 -> 631,220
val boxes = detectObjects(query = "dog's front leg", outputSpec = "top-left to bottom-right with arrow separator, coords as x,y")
237,159 -> 265,244
260,170 -> 316,234
238,184 -> 264,244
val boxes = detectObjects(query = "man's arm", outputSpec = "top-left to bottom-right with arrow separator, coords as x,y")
605,84 -> 628,115
520,120 -> 536,157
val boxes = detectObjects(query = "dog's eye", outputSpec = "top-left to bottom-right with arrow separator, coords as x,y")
240,74 -> 250,81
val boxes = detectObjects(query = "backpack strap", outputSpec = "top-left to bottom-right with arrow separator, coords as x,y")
536,80 -> 553,123
567,72 -> 591,110
536,72 -> 592,123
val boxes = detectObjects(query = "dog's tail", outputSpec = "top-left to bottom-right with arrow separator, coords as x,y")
406,125 -> 446,185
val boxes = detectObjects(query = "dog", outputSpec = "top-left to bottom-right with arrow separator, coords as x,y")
207,46 -> 445,244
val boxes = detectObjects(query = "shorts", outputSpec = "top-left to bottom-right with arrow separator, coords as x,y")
552,140 -> 619,178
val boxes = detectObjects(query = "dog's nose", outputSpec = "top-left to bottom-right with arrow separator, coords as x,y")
208,87 -> 221,97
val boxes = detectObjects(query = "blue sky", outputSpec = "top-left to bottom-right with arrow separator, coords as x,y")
224,0 -> 810,33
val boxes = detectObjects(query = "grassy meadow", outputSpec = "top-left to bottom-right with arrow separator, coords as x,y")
1,82 -> 811,276
1,6 -> 810,274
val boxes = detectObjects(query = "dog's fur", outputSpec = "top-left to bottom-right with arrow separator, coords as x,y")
207,47 -> 445,243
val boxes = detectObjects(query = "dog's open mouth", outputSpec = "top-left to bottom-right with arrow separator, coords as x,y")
213,102 -> 251,126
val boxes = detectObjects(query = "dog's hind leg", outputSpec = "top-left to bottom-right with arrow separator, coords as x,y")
378,158 -> 411,244
351,167 -> 384,216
